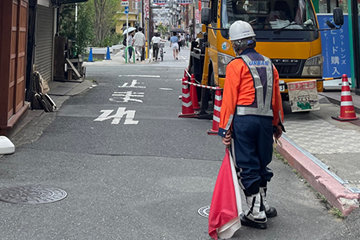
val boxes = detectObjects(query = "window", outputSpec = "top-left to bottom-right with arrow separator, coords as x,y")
211,0 -> 218,23
221,0 -> 317,30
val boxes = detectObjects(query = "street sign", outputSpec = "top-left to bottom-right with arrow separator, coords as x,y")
177,0 -> 191,5
317,14 -> 351,78
121,1 -> 129,6
144,0 -> 149,19
124,6 -> 129,14
154,0 -> 166,5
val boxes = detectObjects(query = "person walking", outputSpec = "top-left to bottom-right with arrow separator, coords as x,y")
170,32 -> 179,60
127,31 -> 134,61
177,33 -> 181,52
180,33 -> 185,48
133,27 -> 145,61
151,32 -> 161,61
218,20 -> 284,230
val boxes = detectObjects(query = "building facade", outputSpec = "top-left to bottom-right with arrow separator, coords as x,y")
0,0 -> 29,135
116,0 -> 140,34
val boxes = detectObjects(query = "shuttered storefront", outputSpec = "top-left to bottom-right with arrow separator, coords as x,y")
35,5 -> 54,82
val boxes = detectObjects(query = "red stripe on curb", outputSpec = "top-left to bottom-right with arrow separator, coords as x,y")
276,136 -> 360,216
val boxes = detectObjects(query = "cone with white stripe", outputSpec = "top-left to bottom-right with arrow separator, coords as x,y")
190,74 -> 201,111
184,69 -> 188,79
207,88 -> 222,135
178,77 -> 199,118
332,74 -> 358,121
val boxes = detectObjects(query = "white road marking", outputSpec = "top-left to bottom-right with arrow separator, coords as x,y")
119,75 -> 160,78
159,88 -> 173,91
110,91 -> 144,103
94,107 -> 138,125
119,80 -> 146,88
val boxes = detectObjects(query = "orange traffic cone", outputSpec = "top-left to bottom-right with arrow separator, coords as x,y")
178,77 -> 199,118
190,74 -> 200,111
207,88 -> 222,135
332,74 -> 358,121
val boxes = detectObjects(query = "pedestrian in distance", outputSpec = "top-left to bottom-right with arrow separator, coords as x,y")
151,32 -> 162,61
218,20 -> 285,230
177,33 -> 181,52
127,31 -> 134,61
170,32 -> 179,60
133,27 -> 145,61
180,33 -> 185,48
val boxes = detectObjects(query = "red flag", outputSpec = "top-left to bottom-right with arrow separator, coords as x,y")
208,148 -> 242,239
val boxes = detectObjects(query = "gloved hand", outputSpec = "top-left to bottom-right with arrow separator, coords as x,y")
222,130 -> 232,146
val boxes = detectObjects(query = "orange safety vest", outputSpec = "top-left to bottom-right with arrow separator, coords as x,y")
218,49 -> 284,137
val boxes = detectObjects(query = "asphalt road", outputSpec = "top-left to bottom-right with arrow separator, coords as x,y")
0,46 -> 359,239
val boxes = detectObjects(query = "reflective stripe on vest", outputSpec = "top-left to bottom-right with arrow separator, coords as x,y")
237,54 -> 274,117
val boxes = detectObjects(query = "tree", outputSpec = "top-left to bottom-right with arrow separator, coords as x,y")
157,24 -> 168,38
92,0 -> 123,46
77,2 -> 95,53
59,3 -> 94,54
59,0 -> 123,52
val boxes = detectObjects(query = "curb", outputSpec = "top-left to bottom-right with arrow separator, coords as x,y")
276,135 -> 360,216
319,92 -> 360,114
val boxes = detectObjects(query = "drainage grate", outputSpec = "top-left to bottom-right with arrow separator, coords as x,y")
198,205 -> 210,218
0,185 -> 67,204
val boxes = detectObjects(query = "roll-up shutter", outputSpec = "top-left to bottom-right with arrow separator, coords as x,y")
35,5 -> 54,82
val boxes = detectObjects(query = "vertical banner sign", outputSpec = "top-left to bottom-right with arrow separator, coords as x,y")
287,80 -> 320,112
195,9 -> 200,24
144,0 -> 149,19
177,0 -> 192,5
317,14 -> 351,78
154,0 -> 166,5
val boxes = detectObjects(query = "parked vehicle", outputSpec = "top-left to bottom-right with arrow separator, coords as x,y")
188,0 -> 343,112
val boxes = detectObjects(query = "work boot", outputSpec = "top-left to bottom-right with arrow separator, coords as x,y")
240,192 -> 267,229
260,187 -> 277,218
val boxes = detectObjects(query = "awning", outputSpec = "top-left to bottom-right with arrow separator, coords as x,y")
60,0 -> 89,4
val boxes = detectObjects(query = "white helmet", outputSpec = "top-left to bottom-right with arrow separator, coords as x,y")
229,21 -> 256,41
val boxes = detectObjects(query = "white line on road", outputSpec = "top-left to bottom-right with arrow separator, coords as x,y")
119,75 -> 161,78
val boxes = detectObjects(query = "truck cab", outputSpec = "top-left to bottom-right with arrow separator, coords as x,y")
189,0 -> 343,108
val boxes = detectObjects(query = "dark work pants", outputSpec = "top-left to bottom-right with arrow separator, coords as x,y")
153,43 -> 159,60
232,115 -> 274,195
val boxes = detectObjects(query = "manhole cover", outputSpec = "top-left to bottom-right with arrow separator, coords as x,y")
0,185 -> 67,204
198,205 -> 210,218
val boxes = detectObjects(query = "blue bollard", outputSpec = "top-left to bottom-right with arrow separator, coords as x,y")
105,46 -> 111,60
88,48 -> 93,62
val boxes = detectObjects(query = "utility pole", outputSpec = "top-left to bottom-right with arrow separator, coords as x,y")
75,3 -> 78,39
144,0 -> 150,59
193,0 -> 196,40
140,0 -> 143,28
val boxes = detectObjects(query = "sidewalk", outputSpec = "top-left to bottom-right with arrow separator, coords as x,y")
84,46 -> 154,67
276,91 -> 360,216
6,79 -> 94,142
